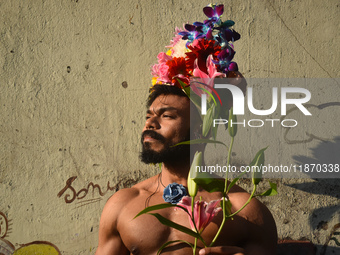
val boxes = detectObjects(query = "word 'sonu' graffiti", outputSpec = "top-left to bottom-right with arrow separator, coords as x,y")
57,175 -> 143,204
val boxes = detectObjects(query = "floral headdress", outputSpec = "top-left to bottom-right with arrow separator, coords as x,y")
151,4 -> 240,90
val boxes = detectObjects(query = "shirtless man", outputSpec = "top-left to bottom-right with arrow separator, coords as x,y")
95,84 -> 277,254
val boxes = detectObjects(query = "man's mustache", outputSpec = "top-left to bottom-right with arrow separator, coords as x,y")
141,130 -> 166,144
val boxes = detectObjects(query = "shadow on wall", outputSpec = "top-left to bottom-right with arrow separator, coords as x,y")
277,241 -> 340,255
287,136 -> 340,255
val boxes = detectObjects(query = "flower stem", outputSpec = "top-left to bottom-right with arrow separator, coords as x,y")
193,238 -> 197,255
191,196 -> 197,254
227,184 -> 257,219
209,136 -> 234,247
224,136 -> 234,194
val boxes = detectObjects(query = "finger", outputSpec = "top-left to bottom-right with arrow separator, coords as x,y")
199,246 -> 245,255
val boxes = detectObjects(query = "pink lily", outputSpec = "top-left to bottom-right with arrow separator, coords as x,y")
177,196 -> 222,233
191,55 -> 225,97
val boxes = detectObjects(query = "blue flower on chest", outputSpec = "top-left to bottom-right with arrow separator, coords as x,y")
163,182 -> 187,204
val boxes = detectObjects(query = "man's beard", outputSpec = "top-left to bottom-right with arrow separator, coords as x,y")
140,130 -> 190,164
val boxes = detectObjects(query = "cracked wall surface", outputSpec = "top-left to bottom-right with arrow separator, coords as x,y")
0,0 -> 339,254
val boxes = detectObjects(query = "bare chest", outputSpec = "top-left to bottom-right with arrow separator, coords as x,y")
117,195 -> 247,255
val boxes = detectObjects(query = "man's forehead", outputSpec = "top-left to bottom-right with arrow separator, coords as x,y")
148,94 -> 190,111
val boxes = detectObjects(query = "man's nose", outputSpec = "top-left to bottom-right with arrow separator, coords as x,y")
144,116 -> 160,130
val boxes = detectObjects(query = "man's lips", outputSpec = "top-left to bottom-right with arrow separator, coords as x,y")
143,136 -> 159,142
141,130 -> 166,144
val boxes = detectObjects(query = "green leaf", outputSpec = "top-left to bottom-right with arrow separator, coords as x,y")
173,139 -> 226,147
134,203 -> 177,219
178,79 -> 191,96
249,147 -> 267,185
258,182 -> 278,196
191,92 -> 204,111
219,108 -> 229,130
194,176 -> 225,193
135,203 -> 192,219
225,199 -> 232,216
211,124 -> 218,141
178,79 -> 202,112
197,87 -> 217,106
222,20 -> 235,27
249,147 -> 268,166
226,171 -> 247,194
203,104 -> 215,137
188,151 -> 201,197
157,240 -> 194,255
228,107 -> 237,137
148,213 -> 201,239
211,103 -> 220,141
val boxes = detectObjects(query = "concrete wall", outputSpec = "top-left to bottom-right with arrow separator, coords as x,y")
0,0 -> 339,254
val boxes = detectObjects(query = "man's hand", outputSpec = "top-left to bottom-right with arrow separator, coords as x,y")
199,246 -> 245,255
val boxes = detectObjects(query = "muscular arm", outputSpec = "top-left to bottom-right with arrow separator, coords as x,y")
239,192 -> 277,255
201,190 -> 277,255
95,191 -> 130,255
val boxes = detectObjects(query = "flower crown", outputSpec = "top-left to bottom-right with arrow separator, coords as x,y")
151,4 -> 240,90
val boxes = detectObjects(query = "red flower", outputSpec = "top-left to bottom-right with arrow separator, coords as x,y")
186,39 -> 221,75
166,57 -> 191,88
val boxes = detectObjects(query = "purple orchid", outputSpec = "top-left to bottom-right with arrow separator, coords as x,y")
218,47 -> 235,62
220,28 -> 240,42
212,46 -> 236,72
214,28 -> 240,49
193,21 -> 214,40
203,4 -> 224,24
227,61 -> 238,72
178,24 -> 200,42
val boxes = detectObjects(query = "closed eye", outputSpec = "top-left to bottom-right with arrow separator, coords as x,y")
162,114 -> 175,119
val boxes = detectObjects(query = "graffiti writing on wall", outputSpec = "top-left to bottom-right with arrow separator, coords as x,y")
57,175 -> 144,204
0,212 -> 10,239
0,211 -> 61,255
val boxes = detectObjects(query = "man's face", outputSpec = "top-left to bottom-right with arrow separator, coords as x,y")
140,94 -> 191,164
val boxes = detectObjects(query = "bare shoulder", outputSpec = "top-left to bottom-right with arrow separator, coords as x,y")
228,184 -> 278,254
102,174 -> 158,218
98,187 -> 140,237
97,175 -> 159,240
96,176 -> 159,255
107,186 -> 140,205
228,185 -> 276,226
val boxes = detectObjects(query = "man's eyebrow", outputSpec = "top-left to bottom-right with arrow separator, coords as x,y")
146,107 -> 178,115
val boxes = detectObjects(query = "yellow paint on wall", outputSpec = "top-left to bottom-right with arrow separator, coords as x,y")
13,243 -> 60,255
